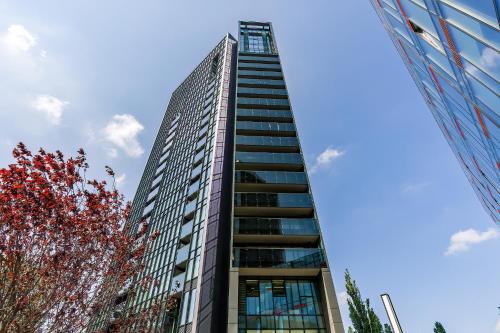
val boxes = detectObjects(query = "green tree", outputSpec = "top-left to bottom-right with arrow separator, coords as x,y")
433,322 -> 446,333
344,270 -> 384,333
383,323 -> 393,333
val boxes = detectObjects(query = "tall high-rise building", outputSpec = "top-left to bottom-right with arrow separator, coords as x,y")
369,0 -> 499,224
90,22 -> 344,333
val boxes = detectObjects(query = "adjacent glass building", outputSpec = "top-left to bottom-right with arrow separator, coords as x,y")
369,0 -> 499,224
90,22 -> 344,333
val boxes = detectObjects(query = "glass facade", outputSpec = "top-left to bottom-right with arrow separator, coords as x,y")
370,0 -> 499,224
238,279 -> 327,333
231,21 -> 344,333
91,21 -> 344,333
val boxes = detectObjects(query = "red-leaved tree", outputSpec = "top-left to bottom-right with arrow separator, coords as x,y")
0,143 -> 159,333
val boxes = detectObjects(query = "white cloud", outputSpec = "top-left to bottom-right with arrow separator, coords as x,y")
115,173 -> 126,188
105,147 -> 118,158
401,181 -> 430,194
310,146 -> 345,173
31,95 -> 69,125
337,291 -> 348,307
464,48 -> 499,79
4,24 -> 36,52
102,114 -> 144,158
495,318 -> 500,332
445,228 -> 499,256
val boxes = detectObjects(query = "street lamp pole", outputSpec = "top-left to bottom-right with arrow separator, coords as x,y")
381,293 -> 403,333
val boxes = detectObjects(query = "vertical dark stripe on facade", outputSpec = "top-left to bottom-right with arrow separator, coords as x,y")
195,36 -> 237,333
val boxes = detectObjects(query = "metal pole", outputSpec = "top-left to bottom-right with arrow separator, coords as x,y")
381,293 -> 403,333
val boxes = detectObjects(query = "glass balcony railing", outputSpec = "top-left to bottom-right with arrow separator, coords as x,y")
236,108 -> 292,120
236,135 -> 298,148
238,87 -> 287,96
238,62 -> 281,70
233,248 -> 326,269
187,180 -> 200,198
193,150 -> 205,166
234,218 -> 319,236
238,78 -> 285,87
237,97 -> 290,108
175,245 -> 190,266
184,199 -> 197,217
238,70 -> 283,78
191,163 -> 202,180
234,193 -> 313,208
170,272 -> 185,295
235,152 -> 303,165
180,220 -> 193,241
236,121 -> 295,133
238,55 -> 279,63
235,171 -> 307,185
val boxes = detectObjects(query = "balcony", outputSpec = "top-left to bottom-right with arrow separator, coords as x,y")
187,180 -> 200,200
184,199 -> 197,220
237,97 -> 290,110
236,121 -> 295,137
238,69 -> 283,79
233,248 -> 326,276
238,55 -> 280,63
237,87 -> 288,98
233,218 -> 320,244
169,272 -> 185,298
234,192 -> 313,217
235,170 -> 307,192
235,152 -> 303,171
236,108 -> 292,122
236,135 -> 298,153
238,62 -> 281,71
179,220 -> 193,245
175,245 -> 190,270
237,78 -> 285,88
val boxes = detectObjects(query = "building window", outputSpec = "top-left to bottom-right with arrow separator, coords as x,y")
239,279 -> 326,332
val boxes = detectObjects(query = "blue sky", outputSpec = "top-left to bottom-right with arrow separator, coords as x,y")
0,1 -> 499,332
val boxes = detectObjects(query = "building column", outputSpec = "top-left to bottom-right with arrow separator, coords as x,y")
227,268 -> 239,333
320,268 -> 345,333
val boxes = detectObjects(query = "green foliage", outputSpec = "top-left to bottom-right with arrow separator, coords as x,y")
344,270 -> 386,333
384,323 -> 393,333
434,322 -> 446,333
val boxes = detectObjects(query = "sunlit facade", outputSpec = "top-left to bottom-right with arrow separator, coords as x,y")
370,0 -> 499,224
90,21 -> 344,333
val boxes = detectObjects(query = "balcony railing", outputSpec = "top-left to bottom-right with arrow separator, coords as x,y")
234,218 -> 319,236
238,70 -> 283,79
180,220 -> 193,244
236,108 -> 292,121
238,62 -> 281,70
235,152 -> 303,171
237,97 -> 290,109
234,193 -> 312,208
235,170 -> 307,185
175,245 -> 190,268
233,248 -> 326,269
236,136 -> 298,149
238,78 -> 285,88
238,87 -> 288,97
236,121 -> 295,135
238,55 -> 279,63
